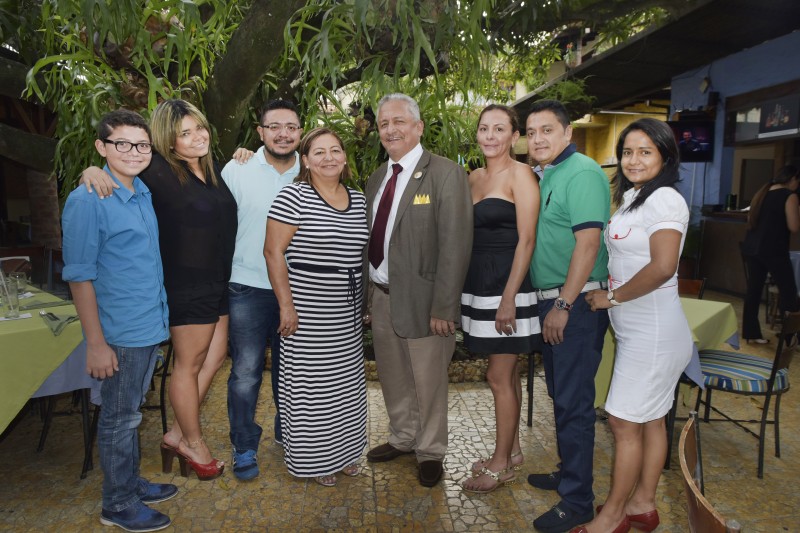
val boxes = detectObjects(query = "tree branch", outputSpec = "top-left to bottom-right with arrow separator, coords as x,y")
203,0 -> 306,157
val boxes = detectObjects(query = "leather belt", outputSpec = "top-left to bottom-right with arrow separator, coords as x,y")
373,282 -> 390,295
535,280 -> 608,301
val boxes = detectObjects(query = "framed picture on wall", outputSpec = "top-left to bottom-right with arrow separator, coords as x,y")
758,96 -> 800,138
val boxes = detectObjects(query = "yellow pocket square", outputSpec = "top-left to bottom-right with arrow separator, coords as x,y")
413,194 -> 431,205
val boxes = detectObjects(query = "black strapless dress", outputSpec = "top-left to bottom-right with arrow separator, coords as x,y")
460,198 -> 541,355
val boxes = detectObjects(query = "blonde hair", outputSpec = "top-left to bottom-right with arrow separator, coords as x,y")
150,99 -> 218,186
296,127 -> 352,184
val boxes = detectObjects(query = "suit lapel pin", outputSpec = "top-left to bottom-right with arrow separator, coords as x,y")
413,171 -> 423,180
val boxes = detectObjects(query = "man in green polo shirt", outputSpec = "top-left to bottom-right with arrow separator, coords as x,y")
525,99 -> 611,533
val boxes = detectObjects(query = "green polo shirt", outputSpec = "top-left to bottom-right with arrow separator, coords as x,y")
530,147 -> 610,290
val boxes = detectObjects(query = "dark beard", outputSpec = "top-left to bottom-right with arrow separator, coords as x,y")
265,146 -> 296,161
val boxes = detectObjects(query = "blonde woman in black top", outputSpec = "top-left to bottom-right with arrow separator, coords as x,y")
81,100 -> 237,480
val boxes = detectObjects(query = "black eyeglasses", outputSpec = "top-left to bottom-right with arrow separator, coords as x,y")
260,123 -> 302,133
101,139 -> 153,154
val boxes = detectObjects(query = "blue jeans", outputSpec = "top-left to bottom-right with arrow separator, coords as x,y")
227,283 -> 282,450
539,296 -> 609,514
98,344 -> 160,512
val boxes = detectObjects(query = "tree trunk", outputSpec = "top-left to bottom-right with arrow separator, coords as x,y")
203,0 -> 306,157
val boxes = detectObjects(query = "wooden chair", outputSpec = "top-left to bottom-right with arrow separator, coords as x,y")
678,278 -> 706,299
46,247 -> 72,299
694,311 -> 798,478
679,412 -> 731,533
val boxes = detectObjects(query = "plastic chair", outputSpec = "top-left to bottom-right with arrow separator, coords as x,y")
694,311 -> 798,478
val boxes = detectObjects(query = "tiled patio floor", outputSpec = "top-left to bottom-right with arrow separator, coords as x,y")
1,291 -> 797,532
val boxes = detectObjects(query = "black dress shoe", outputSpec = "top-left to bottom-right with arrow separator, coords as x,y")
366,442 -> 413,463
527,470 -> 561,490
533,502 -> 593,533
418,460 -> 443,487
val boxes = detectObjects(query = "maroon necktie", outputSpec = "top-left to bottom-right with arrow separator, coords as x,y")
369,163 -> 403,268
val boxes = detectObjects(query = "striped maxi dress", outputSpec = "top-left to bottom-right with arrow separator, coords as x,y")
267,182 -> 369,477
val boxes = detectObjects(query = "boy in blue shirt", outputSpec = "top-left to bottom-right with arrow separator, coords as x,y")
62,110 -> 174,532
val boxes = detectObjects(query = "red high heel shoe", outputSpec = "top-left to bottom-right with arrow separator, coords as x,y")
160,442 -> 178,474
569,516 -> 630,533
596,505 -> 660,532
175,440 -> 224,481
626,510 -> 659,532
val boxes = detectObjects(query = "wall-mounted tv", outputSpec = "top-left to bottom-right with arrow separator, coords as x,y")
668,120 -> 714,163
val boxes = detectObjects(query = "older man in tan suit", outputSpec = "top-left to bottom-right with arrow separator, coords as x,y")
364,93 -> 473,487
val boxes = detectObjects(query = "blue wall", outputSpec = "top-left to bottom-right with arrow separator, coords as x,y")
670,30 -> 800,219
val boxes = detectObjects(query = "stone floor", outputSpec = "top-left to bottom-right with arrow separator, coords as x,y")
1,290 -> 798,532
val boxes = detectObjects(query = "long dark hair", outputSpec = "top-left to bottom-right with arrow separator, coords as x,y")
747,165 -> 800,230
613,118 -> 680,212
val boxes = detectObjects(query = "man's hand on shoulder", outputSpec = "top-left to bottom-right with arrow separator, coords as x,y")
231,147 -> 255,165
80,166 -> 117,199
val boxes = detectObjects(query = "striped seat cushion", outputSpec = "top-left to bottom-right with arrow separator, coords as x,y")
698,350 -> 789,393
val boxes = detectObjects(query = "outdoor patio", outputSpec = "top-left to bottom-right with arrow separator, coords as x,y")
0,290 -> 797,532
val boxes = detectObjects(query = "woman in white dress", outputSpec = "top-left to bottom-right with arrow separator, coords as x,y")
581,118 -> 692,533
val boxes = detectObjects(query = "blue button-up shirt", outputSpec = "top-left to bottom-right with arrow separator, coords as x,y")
62,168 -> 169,347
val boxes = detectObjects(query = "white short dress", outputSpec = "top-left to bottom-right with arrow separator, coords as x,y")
604,187 -> 693,423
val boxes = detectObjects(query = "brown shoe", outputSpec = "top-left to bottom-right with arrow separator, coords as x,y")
366,443 -> 413,463
418,460 -> 443,487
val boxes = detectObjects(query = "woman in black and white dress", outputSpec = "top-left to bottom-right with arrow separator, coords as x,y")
461,105 -> 542,492
264,127 -> 369,487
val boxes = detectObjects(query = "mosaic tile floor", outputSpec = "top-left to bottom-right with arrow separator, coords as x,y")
0,291 -> 797,532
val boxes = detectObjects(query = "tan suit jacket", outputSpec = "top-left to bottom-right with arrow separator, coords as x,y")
366,149 -> 473,338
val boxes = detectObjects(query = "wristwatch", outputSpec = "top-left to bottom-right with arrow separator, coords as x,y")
607,290 -> 622,306
554,297 -> 573,311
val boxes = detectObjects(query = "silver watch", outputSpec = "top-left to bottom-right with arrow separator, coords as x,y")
607,290 -> 622,306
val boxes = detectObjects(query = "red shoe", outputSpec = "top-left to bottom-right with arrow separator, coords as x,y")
627,510 -> 659,532
596,505 -> 659,532
175,447 -> 225,481
570,516 -> 630,533
160,442 -> 178,474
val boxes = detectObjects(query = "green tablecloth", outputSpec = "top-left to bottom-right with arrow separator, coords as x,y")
0,290 -> 82,433
595,298 -> 739,407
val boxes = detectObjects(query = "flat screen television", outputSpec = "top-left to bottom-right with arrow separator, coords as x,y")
668,120 -> 714,163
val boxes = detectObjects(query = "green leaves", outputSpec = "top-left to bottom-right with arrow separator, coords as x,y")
17,0 -> 241,196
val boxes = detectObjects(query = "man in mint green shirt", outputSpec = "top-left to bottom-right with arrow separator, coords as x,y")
525,100 -> 610,533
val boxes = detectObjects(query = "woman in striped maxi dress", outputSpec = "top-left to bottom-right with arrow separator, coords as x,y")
264,127 -> 369,486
